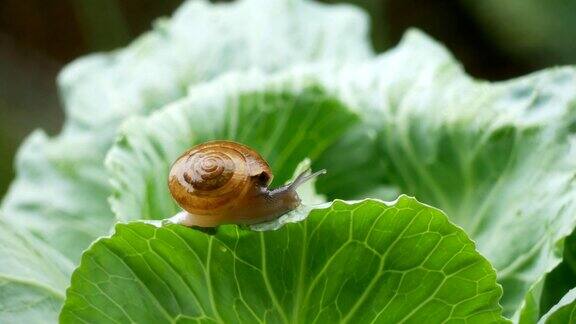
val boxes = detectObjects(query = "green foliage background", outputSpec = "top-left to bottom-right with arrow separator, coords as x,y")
2,0 -> 576,197
2,1 -> 576,323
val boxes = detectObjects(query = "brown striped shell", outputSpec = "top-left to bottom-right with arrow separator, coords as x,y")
168,140 -> 273,218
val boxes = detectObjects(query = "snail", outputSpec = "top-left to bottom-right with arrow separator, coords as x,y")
168,140 -> 325,227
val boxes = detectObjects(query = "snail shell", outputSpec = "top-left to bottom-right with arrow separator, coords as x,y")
168,140 -> 324,227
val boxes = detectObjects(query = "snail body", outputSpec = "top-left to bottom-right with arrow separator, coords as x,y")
168,140 -> 324,227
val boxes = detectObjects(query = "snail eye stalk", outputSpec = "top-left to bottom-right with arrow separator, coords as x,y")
289,168 -> 327,190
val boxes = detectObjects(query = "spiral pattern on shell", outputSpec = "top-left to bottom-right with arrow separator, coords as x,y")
168,140 -> 272,216
183,150 -> 235,191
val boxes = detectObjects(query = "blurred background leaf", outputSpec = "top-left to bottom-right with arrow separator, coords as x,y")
461,0 -> 576,67
1,0 -> 575,199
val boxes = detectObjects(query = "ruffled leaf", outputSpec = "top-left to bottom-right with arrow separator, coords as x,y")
60,196 -> 506,323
